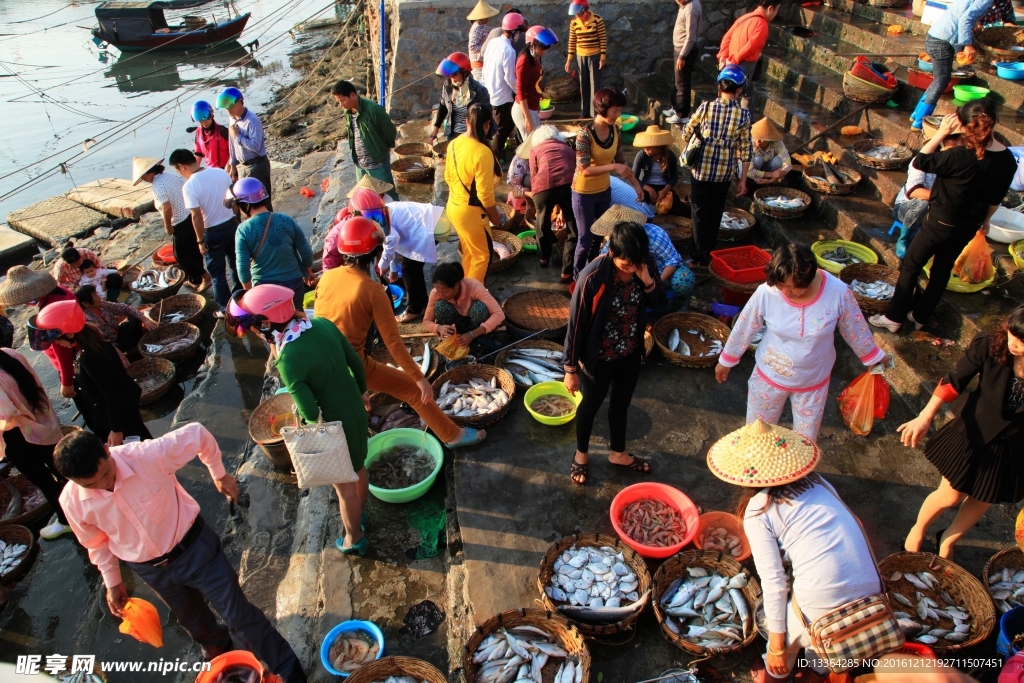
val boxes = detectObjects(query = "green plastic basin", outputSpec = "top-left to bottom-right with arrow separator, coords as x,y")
618,115 -> 639,131
517,229 -> 537,252
952,85 -> 990,101
524,381 -> 582,426
365,428 -> 444,503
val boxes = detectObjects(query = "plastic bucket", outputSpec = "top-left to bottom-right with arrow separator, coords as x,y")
321,620 -> 385,677
609,482 -> 699,559
694,511 -> 751,561
523,381 -> 582,426
365,428 -> 444,503
998,606 -> 1024,659
196,651 -> 263,683
387,284 -> 405,309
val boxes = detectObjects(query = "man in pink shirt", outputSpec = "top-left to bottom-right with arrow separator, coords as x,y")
55,424 -> 306,683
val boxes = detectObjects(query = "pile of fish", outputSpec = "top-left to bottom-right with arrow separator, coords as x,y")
132,266 -> 182,291
545,545 -> 645,623
437,377 -> 510,418
889,569 -> 973,645
660,567 -> 752,650
501,347 -> 565,386
135,376 -> 165,395
987,566 -> 1024,614
368,445 -> 436,489
619,498 -> 686,547
211,665 -> 260,683
698,526 -> 745,558
850,278 -> 895,300
819,246 -> 861,266
0,538 -> 28,577
381,344 -> 432,377
860,145 -> 906,161
329,630 -> 381,674
59,673 -> 105,683
371,403 -> 427,432
720,212 -> 750,231
761,195 -> 807,210
372,677 -> 428,683
666,328 -> 723,358
472,626 -> 582,683
530,395 -> 576,418
142,333 -> 193,355
493,241 -> 513,261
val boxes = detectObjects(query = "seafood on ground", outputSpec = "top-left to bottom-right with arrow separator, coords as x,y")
619,498 -> 686,547
861,145 -> 905,160
132,266 -> 182,291
530,395 -> 576,418
143,334 -> 193,355
698,526 -> 745,558
0,539 -> 28,576
987,566 -> 1024,614
666,328 -> 721,358
502,348 -> 564,386
329,630 -> 380,673
720,212 -> 750,231
889,570 -> 973,645
546,544 -> 648,622
850,279 -> 895,300
493,242 -> 512,261
819,246 -> 861,266
212,665 -> 260,683
762,195 -> 807,210
472,626 -> 582,683
368,445 -> 436,489
660,568 -> 752,649
158,312 -> 187,324
437,377 -> 510,418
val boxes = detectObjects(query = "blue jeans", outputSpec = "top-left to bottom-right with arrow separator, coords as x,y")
257,276 -> 306,310
924,35 -> 955,105
893,199 -> 928,259
572,187 -> 612,277
204,218 -> 240,310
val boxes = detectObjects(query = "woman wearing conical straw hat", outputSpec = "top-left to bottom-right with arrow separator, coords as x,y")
707,420 -> 885,683
467,0 -> 500,81
631,125 -> 686,215
746,118 -> 791,186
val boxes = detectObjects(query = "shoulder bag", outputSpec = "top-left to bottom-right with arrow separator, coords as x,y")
448,142 -> 484,208
280,407 -> 359,489
682,103 -> 710,168
251,213 -> 273,262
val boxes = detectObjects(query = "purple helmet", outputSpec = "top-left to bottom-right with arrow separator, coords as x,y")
230,177 -> 268,204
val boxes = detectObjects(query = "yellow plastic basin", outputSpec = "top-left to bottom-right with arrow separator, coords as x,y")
524,382 -> 582,426
923,256 -> 996,293
810,240 -> 878,274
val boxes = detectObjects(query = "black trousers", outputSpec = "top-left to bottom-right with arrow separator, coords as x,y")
128,521 -> 306,683
116,317 -> 145,355
576,352 -> 643,453
2,427 -> 66,525
673,51 -> 696,118
491,102 -> 515,163
885,215 -> 976,325
532,185 -> 578,276
401,255 -> 428,315
172,214 -> 207,286
690,178 -> 731,264
73,382 -> 152,444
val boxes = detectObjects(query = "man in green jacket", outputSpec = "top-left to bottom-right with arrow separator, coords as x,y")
332,80 -> 400,200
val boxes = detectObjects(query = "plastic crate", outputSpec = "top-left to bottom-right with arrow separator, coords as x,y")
721,287 -> 752,307
710,246 -> 771,284
907,67 -> 956,93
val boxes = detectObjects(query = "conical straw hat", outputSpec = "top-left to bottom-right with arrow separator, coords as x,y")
467,0 -> 500,20
632,125 -> 674,148
132,157 -> 164,185
590,205 -> 649,237
706,419 -> 820,488
0,266 -> 58,308
346,175 -> 394,198
750,118 -> 783,142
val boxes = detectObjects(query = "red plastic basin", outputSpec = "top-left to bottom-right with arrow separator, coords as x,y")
196,651 -> 264,683
609,482 -> 699,559
154,244 -> 176,264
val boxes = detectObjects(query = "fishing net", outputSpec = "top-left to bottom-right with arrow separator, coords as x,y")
406,496 -> 446,560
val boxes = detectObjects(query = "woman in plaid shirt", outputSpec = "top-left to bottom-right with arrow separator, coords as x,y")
681,65 -> 753,265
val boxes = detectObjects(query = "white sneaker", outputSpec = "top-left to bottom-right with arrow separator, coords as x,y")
665,114 -> 688,125
868,314 -> 902,333
662,107 -> 676,117
907,312 -> 924,331
40,519 -> 72,540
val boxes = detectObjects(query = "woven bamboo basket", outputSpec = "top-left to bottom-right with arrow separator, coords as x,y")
145,293 -> 206,326
127,357 -> 177,405
922,116 -> 942,141
537,534 -> 652,638
502,290 -> 571,336
718,208 -> 757,243
541,75 -> 581,103
367,391 -> 426,434
117,262 -> 144,287
652,550 -> 762,655
249,393 -> 297,471
182,15 -> 207,29
139,322 -> 201,362
753,187 -> 812,220
132,266 -> 186,303
4,475 -> 51,529
651,215 -> 693,247
838,263 -> 898,315
803,163 -> 862,195
489,230 -> 524,274
432,364 -> 516,427
392,155 -> 435,182
878,551 -> 995,655
843,71 -> 897,103
982,547 -> 1024,614
496,340 -> 564,388
709,265 -> 764,296
347,657 -> 447,683
977,26 -> 1024,62
463,609 -> 591,683
0,525 -> 36,584
370,338 -> 440,381
654,312 -> 731,368
0,481 -> 16,522
394,142 -> 434,158
433,140 -> 449,158
849,139 -> 913,171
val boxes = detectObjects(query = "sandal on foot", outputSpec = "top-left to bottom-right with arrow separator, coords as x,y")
335,536 -> 368,556
613,454 -> 652,474
570,458 -> 588,485
559,274 -> 573,284
446,427 -> 486,448
396,311 -> 423,324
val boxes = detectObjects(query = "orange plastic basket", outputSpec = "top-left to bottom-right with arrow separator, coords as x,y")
710,246 -> 771,284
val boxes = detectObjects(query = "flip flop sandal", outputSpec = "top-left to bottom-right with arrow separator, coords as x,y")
570,459 -> 588,485
446,427 -> 486,448
396,311 -> 423,323
613,454 -> 651,474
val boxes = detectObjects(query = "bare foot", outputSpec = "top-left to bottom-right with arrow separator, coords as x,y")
904,525 -> 925,553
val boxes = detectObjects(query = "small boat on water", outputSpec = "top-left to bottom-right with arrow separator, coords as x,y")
92,1 -> 250,51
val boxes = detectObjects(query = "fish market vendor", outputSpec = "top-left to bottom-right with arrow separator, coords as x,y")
892,133 -> 962,259
715,243 -> 886,442
746,118 -> 790,186
422,262 -> 504,353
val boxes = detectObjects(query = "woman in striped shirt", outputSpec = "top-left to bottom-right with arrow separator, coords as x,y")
564,0 -> 607,118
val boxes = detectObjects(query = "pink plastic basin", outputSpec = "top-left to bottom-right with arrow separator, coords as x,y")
609,482 -> 699,559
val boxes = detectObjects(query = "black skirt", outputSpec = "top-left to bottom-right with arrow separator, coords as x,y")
924,415 -> 1024,504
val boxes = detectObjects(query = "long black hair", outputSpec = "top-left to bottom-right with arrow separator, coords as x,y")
465,102 -> 502,176
0,350 -> 47,415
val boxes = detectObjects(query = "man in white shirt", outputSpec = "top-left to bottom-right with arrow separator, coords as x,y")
377,202 -> 444,323
169,148 -> 239,316
482,12 -> 524,163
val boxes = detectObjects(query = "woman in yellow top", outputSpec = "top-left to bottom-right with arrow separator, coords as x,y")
571,87 -> 644,278
445,102 -> 508,284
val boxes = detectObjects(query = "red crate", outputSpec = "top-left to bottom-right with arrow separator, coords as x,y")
710,246 -> 771,284
720,287 -> 752,307
907,68 -> 957,93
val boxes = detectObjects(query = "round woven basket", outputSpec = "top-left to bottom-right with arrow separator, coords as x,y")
347,657 -> 447,683
127,357 -> 177,405
394,142 -> 433,158
977,26 -> 1024,62
248,393 -> 297,471
496,340 -> 564,388
541,75 -> 581,103
652,550 -> 762,655
982,547 -> 1024,614
117,262 -> 144,288
838,263 -> 898,315
139,322 -> 201,362
0,481 -> 16,522
843,71 -> 897,103
802,163 -> 862,195
4,474 -> 52,529
463,609 -> 591,683
370,338 -> 440,381
132,266 -> 186,303
849,139 -> 913,171
654,312 -> 731,368
145,293 -> 206,326
432,364 -> 516,427
489,230 -> 524,274
392,155 -> 435,182
537,534 -> 652,638
878,551 -> 995,655
709,264 -> 764,295
502,290 -> 571,335
753,187 -> 812,220
367,391 -> 425,434
718,208 -> 757,243
0,525 -> 36,584
554,124 -> 581,149
651,215 -> 693,247
433,140 -> 449,158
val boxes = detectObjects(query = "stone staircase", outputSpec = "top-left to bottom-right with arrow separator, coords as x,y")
622,1 -> 1024,415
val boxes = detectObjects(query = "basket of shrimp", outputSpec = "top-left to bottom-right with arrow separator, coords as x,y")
347,657 -> 448,683
693,511 -> 751,561
878,551 -> 996,655
537,534 -> 653,638
982,547 -> 1024,615
802,163 -> 862,196
848,139 -> 913,171
752,188 -> 811,220
652,550 -> 762,656
463,608 -> 591,683
653,312 -> 731,368
370,338 -> 439,381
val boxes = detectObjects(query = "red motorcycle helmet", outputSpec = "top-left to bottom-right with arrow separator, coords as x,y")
30,300 -> 85,350
348,187 -> 390,235
337,216 -> 385,257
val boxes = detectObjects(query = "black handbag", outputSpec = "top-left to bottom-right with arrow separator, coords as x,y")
682,103 -> 710,168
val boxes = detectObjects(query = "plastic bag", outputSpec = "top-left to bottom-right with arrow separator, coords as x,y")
836,365 -> 890,436
119,597 -> 163,647
953,230 -> 995,284
655,192 -> 673,215
435,335 -> 469,361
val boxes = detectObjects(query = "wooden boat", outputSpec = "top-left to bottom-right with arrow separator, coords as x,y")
92,1 -> 250,51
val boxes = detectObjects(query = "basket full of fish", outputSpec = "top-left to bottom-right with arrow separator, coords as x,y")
345,656 -> 448,683
370,338 -> 438,381
463,608 -> 591,683
495,340 -> 565,387
537,534 -> 652,637
652,550 -> 762,655
839,263 -> 899,315
879,551 -> 996,655
982,548 -> 1024,615
849,139 -> 913,170
752,188 -> 811,219
138,322 -> 201,362
432,365 -> 516,427
802,162 -> 862,196
488,230 -> 523,274
0,525 -> 35,584
717,208 -> 757,243
654,312 -> 731,369
131,265 -> 185,303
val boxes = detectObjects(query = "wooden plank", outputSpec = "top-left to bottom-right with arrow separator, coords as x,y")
66,178 -> 154,220
6,196 -> 106,247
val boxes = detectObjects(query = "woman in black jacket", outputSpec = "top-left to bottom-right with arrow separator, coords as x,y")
564,219 -> 663,485
899,305 -> 1024,559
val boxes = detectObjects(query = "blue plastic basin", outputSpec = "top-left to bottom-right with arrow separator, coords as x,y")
320,620 -> 384,677
997,62 -> 1024,80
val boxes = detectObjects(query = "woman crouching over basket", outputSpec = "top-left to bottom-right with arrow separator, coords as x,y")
707,420 -> 890,683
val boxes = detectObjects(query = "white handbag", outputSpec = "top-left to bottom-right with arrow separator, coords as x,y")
279,408 -> 358,489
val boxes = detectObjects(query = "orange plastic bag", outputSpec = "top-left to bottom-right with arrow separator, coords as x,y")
953,230 -> 995,284
118,597 -> 164,647
435,334 -> 469,361
836,366 -> 890,437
